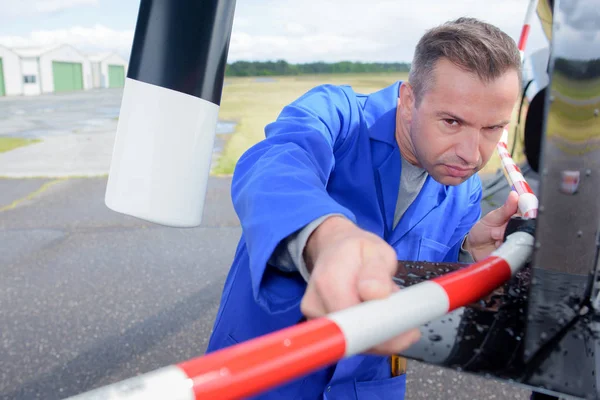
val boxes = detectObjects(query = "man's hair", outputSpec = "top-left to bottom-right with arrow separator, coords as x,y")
408,17 -> 522,106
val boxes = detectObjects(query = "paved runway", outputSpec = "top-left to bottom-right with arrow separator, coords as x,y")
0,176 -> 533,400
0,88 -> 234,177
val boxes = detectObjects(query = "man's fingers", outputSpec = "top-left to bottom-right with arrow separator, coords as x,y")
368,328 -> 421,355
491,194 -> 520,240
303,288 -> 422,356
491,225 -> 506,241
300,280 -> 328,319
310,257 -> 362,314
483,191 -> 519,226
320,280 -> 361,314
357,245 -> 398,302
357,279 -> 393,301
503,191 -> 520,217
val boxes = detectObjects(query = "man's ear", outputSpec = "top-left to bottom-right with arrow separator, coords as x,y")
399,82 -> 415,123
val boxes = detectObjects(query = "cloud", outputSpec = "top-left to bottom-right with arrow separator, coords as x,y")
0,24 -> 133,58
0,0 -> 550,63
225,0 -> 549,62
229,32 -> 388,63
285,23 -> 308,36
35,0 -> 98,13
0,0 -> 98,17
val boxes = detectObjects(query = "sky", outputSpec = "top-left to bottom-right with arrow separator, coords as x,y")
0,0 -> 550,63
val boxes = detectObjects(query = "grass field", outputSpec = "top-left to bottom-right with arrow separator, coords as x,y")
547,99 -> 600,142
544,87 -> 600,144
552,72 -> 600,100
213,73 -> 522,176
0,137 -> 40,153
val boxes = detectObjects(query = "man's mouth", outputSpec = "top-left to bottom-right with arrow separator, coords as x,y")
443,165 -> 473,178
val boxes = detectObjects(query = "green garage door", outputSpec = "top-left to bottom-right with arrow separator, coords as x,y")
52,61 -> 83,92
0,58 -> 5,96
108,65 -> 125,88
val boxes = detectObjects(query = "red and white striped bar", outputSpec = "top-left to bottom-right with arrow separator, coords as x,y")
65,231 -> 534,400
497,129 -> 539,218
494,0 -> 539,219
518,0 -> 538,60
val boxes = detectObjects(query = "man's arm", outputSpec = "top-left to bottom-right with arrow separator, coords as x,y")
458,236 -> 475,263
269,214 -> 344,282
451,175 -> 521,263
232,84 -> 359,314
271,172 -> 480,279
463,190 -> 519,262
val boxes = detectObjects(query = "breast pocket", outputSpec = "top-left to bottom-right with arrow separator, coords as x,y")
354,374 -> 406,399
417,237 -> 450,262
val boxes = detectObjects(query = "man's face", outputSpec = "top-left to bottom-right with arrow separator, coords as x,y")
399,58 -> 520,186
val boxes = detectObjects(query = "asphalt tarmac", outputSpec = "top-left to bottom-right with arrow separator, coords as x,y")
0,175 -> 533,400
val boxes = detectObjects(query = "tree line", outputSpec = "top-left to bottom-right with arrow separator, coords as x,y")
225,60 -> 411,76
554,58 -> 600,80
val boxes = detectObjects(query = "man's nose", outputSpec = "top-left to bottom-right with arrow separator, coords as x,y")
455,130 -> 480,166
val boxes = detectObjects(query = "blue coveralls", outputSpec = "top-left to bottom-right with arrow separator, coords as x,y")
206,81 -> 482,399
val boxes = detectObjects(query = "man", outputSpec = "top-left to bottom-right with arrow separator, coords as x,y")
206,17 -> 522,399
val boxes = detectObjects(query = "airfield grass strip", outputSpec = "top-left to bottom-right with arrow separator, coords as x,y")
0,137 -> 41,153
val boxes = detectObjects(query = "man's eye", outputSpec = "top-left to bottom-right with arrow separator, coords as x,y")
443,119 -> 458,127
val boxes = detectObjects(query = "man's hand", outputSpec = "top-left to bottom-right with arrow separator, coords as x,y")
301,216 -> 421,355
464,191 -> 519,262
